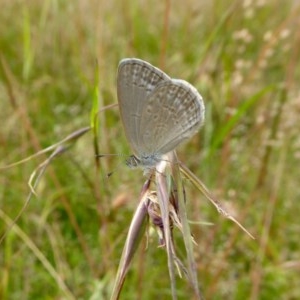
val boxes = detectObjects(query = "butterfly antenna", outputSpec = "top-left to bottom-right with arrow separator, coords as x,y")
95,153 -> 122,158
95,153 -> 130,178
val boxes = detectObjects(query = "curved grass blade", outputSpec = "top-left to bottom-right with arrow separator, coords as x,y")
156,159 -> 177,300
172,153 -> 203,300
0,210 -> 75,300
0,127 -> 90,170
0,127 -> 91,243
179,162 -> 255,239
110,179 -> 151,300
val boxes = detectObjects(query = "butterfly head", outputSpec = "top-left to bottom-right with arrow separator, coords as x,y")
125,153 -> 162,170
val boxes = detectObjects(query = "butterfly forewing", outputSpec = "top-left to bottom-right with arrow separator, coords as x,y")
117,58 -> 170,156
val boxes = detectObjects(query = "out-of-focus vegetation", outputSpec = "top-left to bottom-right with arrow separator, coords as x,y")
0,0 -> 299,299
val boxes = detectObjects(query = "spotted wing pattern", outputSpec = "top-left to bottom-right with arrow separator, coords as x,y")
117,58 -> 205,167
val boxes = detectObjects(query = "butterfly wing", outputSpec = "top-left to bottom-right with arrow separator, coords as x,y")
117,58 -> 170,156
137,79 -> 205,156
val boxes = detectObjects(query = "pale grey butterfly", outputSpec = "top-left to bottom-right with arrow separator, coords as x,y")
117,58 -> 205,169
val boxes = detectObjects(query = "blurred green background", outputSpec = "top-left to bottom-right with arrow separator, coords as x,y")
1,0 -> 299,299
